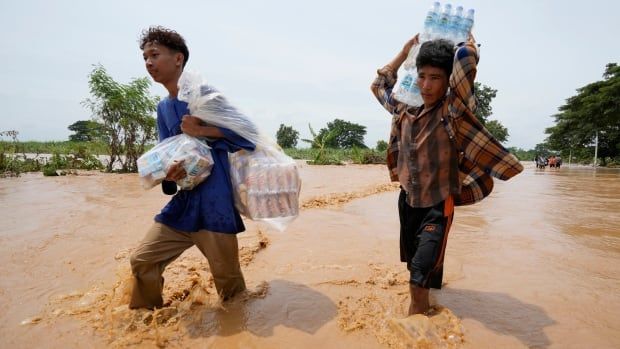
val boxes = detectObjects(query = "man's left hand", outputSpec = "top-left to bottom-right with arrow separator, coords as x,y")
180,115 -> 204,137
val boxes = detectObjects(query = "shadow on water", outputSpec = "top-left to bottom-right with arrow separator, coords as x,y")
436,287 -> 556,349
185,279 -> 337,339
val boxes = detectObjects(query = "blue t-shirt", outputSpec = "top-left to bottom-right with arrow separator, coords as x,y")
154,97 -> 255,234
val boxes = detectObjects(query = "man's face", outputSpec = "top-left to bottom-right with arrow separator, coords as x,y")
142,42 -> 182,85
417,66 -> 449,108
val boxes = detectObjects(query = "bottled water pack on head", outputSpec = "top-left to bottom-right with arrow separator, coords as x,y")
393,2 -> 475,107
423,3 -> 474,46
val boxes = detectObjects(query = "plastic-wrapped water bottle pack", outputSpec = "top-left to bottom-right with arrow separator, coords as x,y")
393,2 -> 475,106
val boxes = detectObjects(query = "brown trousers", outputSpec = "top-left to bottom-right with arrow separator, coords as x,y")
129,222 -> 246,309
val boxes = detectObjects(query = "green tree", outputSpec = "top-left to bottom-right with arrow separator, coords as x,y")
473,82 -> 497,125
68,120 -> 106,142
0,130 -> 21,176
317,118 -> 367,149
533,143 -> 552,158
484,120 -> 509,143
276,124 -> 299,148
83,65 -> 158,172
473,82 -> 510,143
506,147 -> 535,161
376,140 -> 388,152
545,63 -> 620,165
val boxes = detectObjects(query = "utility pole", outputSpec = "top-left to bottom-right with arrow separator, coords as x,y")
593,131 -> 599,167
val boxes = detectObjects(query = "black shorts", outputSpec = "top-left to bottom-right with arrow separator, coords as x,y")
399,190 -> 454,289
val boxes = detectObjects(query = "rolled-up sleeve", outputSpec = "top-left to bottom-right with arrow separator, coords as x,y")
449,42 -> 479,117
371,66 -> 404,116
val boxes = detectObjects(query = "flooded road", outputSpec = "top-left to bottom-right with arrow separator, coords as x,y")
0,162 -> 618,348
428,164 -> 620,348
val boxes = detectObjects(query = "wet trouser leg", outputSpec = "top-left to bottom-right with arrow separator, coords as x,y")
129,223 -> 246,309
192,230 -> 246,300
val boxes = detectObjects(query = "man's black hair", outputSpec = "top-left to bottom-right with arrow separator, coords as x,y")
139,26 -> 189,68
416,39 -> 455,78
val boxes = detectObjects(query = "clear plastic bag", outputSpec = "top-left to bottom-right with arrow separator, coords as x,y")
229,140 -> 301,231
137,134 -> 214,190
178,72 -> 260,146
178,71 -> 301,231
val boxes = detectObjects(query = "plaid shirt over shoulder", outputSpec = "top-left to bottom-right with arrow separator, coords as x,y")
371,41 -> 523,206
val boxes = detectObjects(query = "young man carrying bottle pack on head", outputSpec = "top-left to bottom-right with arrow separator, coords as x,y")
371,33 -> 523,315
129,26 -> 256,309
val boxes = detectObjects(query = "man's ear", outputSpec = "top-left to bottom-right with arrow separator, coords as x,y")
175,52 -> 184,67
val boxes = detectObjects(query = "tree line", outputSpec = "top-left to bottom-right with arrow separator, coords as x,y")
2,64 -> 516,174
276,82 -> 510,147
5,61 -> 618,177
542,63 -> 619,166
7,59 -> 617,177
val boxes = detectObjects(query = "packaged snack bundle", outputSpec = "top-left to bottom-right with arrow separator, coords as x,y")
137,134 -> 214,190
178,71 -> 301,231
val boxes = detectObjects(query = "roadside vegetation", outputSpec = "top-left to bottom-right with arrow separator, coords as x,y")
3,62 -> 618,178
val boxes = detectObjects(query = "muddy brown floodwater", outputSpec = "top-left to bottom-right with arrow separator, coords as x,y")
0,162 -> 618,348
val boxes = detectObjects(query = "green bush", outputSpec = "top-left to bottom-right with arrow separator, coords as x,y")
350,147 -> 386,164
40,151 -> 103,175
42,164 -> 59,176
19,158 -> 43,172
376,140 -> 388,152
283,147 -> 386,165
0,153 -> 21,177
284,148 -> 344,165
0,140 -> 108,156
78,154 -> 104,170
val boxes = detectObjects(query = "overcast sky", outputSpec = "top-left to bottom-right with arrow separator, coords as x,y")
1,0 -> 618,149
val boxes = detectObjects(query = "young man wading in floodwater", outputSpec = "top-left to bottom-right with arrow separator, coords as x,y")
371,33 -> 523,315
129,27 -> 256,309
